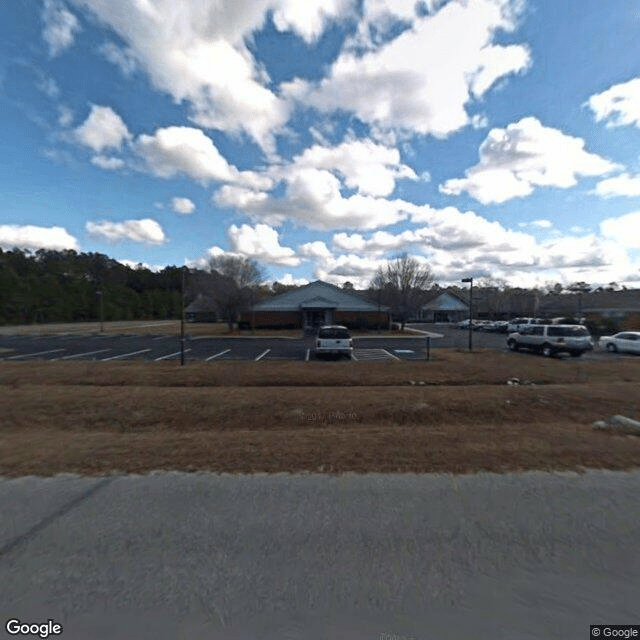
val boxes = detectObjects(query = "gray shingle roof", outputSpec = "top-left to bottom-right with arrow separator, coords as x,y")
254,280 -> 386,312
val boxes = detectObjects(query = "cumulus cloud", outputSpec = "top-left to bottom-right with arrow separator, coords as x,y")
134,126 -> 272,189
0,224 -> 79,251
600,211 -> 640,249
587,78 -> 640,128
75,105 -> 132,153
117,259 -> 165,272
276,273 -> 309,286
171,197 -> 196,214
228,223 -> 300,266
440,117 -> 619,204
42,0 -> 81,56
593,173 -> 640,198
91,155 -> 125,170
86,218 -> 166,245
66,0 -> 352,149
283,0 -> 530,138
288,138 -> 417,197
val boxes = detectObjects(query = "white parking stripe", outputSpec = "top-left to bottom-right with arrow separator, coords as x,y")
101,349 -> 151,361
255,349 -> 270,361
305,349 -> 310,361
351,352 -> 358,361
382,348 -> 400,360
58,349 -> 111,360
6,348 -> 65,360
206,349 -> 230,361
154,348 -> 192,361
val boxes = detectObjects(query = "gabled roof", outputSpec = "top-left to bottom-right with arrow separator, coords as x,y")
254,280 -> 386,312
420,290 -> 469,311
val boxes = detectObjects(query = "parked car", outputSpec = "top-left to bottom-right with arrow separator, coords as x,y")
599,331 -> 640,355
506,317 -> 545,333
315,325 -> 353,359
507,324 -> 593,357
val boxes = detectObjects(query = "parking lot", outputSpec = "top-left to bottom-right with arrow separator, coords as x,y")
0,323 -> 636,362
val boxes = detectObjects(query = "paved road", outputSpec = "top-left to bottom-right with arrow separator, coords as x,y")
1,470 -> 638,639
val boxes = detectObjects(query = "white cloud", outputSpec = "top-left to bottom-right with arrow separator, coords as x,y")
289,138 -> 417,197
67,0 -> 353,150
86,218 -> 166,245
0,224 -> 79,251
273,0 -> 355,43
587,78 -> 640,128
518,219 -> 553,229
594,173 -> 640,198
171,197 -> 196,214
57,105 -> 74,127
118,259 -> 165,272
276,273 -> 309,286
298,240 -> 333,259
135,126 -> 272,189
91,155 -> 125,170
440,117 -> 619,204
600,211 -> 640,249
98,41 -> 137,76
75,105 -> 132,153
228,223 -> 300,266
42,0 -> 81,56
283,0 -> 530,138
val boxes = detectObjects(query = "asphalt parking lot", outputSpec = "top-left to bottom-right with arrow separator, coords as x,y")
0,324 -> 636,362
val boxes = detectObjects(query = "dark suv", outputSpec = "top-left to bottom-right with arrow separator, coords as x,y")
507,324 -> 593,357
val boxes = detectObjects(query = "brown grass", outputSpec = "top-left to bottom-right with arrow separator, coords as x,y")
1,350 -> 639,476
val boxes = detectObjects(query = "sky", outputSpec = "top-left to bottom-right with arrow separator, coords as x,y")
1,0 -> 640,290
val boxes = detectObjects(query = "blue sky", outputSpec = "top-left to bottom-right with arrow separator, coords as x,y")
1,0 -> 640,289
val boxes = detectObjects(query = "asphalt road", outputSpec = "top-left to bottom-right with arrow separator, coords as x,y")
0,324 -> 634,362
1,470 -> 638,639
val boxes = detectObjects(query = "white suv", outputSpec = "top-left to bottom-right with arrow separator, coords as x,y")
315,325 -> 353,359
507,324 -> 593,357
506,317 -> 545,333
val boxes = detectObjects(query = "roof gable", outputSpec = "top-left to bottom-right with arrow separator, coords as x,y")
255,280 -> 384,312
421,291 -> 469,311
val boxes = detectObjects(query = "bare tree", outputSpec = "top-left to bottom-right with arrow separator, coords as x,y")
207,255 -> 265,331
369,253 -> 434,330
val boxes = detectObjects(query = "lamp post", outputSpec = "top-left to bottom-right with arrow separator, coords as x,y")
462,277 -> 473,351
180,267 -> 186,366
96,290 -> 104,333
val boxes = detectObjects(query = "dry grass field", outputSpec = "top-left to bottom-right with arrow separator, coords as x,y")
1,349 -> 639,477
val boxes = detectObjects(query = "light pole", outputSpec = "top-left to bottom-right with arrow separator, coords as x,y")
462,277 -> 473,351
96,290 -> 104,333
180,267 -> 186,366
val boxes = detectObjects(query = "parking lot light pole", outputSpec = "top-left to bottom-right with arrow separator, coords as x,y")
180,267 -> 186,366
97,290 -> 104,333
462,277 -> 473,351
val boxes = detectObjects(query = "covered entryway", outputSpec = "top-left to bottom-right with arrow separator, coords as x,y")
302,299 -> 336,333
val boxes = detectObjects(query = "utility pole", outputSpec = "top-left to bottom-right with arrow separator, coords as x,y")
462,277 -> 473,351
180,267 -> 186,366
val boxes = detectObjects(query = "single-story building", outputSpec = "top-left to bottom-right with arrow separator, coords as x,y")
185,294 -> 219,322
418,291 -> 469,323
242,280 -> 390,331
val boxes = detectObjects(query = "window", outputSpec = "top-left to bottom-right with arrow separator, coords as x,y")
318,327 -> 350,339
529,326 -> 544,335
548,326 -> 589,337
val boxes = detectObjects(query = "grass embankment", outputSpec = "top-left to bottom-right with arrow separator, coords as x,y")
1,350 -> 639,476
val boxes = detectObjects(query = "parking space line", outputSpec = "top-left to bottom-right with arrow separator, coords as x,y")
255,349 -> 270,361
152,335 -> 172,340
305,349 -> 310,361
206,349 -> 230,361
351,352 -> 358,361
6,348 -> 66,360
58,349 -> 112,360
101,349 -> 151,361
382,348 -> 400,360
154,348 -> 192,361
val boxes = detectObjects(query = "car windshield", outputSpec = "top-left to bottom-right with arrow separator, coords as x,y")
318,328 -> 350,339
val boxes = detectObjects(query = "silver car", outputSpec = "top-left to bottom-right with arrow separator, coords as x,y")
507,324 -> 593,357
599,331 -> 640,355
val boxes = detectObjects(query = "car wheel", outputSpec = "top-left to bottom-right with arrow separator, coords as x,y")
507,339 -> 518,351
542,344 -> 554,358
606,343 -> 617,353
